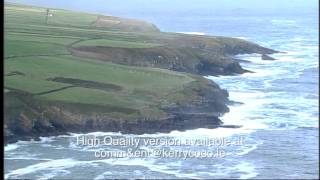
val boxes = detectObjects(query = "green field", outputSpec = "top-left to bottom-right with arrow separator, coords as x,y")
4,3 -> 197,119
73,39 -> 161,48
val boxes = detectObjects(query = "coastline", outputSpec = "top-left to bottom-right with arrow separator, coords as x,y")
4,1 -> 319,179
4,3 -> 278,145
4,48 -> 276,145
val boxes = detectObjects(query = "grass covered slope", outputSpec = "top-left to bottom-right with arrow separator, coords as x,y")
5,55 -> 193,112
4,3 -> 232,143
5,3 -> 277,76
71,34 -> 277,75
5,3 -> 160,32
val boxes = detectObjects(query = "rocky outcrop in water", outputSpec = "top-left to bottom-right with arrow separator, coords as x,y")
70,36 -> 278,76
262,54 -> 277,60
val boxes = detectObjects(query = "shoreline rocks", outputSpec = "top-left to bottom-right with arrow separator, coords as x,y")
262,54 -> 277,60
4,38 -> 279,145
4,79 -> 231,145
69,35 -> 278,76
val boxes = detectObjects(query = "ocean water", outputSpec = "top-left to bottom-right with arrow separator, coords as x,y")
4,6 -> 319,180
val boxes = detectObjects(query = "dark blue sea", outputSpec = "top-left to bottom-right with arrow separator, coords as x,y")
5,1 -> 319,179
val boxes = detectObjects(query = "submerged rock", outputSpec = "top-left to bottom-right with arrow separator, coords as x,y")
261,54 -> 277,60
219,125 -> 243,128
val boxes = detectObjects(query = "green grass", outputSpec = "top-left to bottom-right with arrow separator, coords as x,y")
4,30 -> 81,57
5,32 -> 81,45
5,75 -> 68,94
74,39 -> 161,48
5,3 -> 97,27
4,3 -> 168,46
5,44 -> 192,117
5,22 -> 158,43
47,9 -> 98,27
5,54 -> 193,117
4,40 -> 70,57
40,87 -> 137,108
5,55 -> 192,92
4,3 -> 199,120
5,4 -> 48,25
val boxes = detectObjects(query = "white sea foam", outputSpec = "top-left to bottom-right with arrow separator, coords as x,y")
95,158 -> 201,179
235,53 -> 276,65
94,171 -> 113,180
69,131 -> 122,137
5,159 -> 75,179
240,69 -> 286,77
38,169 -> 70,180
234,162 -> 258,179
39,136 -> 56,143
219,98 -> 269,131
235,140 -> 263,156
5,157 -> 52,161
270,19 -> 296,25
5,158 -> 99,179
165,128 -> 249,139
5,144 -> 20,151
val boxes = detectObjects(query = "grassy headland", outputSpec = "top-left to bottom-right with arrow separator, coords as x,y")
4,3 -> 276,143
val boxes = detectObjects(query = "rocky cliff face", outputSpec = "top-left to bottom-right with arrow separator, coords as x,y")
4,78 -> 229,144
4,8 -> 279,144
70,36 -> 277,76
4,34 -> 279,144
